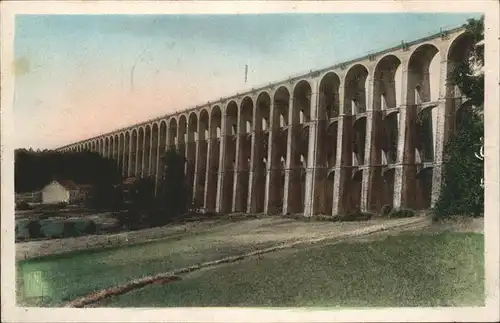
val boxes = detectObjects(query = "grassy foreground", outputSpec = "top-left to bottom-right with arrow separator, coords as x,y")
97,232 -> 484,307
16,231 -> 275,307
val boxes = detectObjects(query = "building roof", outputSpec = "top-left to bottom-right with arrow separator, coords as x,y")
53,179 -> 80,191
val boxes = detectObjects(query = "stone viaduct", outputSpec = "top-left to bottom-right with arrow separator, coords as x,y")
56,25 -> 474,216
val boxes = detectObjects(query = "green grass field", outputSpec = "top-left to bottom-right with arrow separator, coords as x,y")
97,232 -> 484,307
17,231 -> 484,308
16,231 -> 275,307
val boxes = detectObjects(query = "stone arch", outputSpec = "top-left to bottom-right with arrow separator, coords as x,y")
113,135 -> 119,161
314,73 -> 341,215
137,127 -> 144,177
131,129 -> 138,177
415,106 -> 435,164
234,97 -> 253,213
104,137 -> 110,158
293,80 -> 312,124
240,96 -> 253,134
124,131 -> 131,178
157,120 -> 167,180
151,123 -> 159,179
119,133 -> 125,176
319,72 -> 341,119
168,118 -> 178,150
99,138 -> 104,155
186,113 -> 198,201
344,64 -> 369,115
222,101 -> 238,213
446,31 -> 478,131
210,106 -> 222,138
188,113 -> 198,142
251,92 -> 271,213
406,43 -> 441,209
353,116 -> 367,166
408,43 -> 441,105
383,111 -> 399,165
143,125 -> 152,176
374,55 -> 403,110
269,86 -> 290,214
206,105 -> 222,211
287,80 -> 312,214
196,109 -> 210,207
178,115 -> 188,160
326,121 -> 338,168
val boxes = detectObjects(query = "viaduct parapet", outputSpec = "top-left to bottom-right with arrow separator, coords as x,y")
57,25 -> 474,216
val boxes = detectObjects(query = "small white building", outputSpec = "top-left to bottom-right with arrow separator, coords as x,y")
41,180 -> 81,205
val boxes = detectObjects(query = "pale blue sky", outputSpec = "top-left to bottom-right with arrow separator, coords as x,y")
13,13 -> 480,149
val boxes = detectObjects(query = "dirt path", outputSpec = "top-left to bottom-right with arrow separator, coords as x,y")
16,216 -> 431,261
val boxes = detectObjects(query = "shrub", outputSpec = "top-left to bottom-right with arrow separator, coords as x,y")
312,214 -> 334,222
63,221 -> 80,238
83,220 -> 97,234
56,202 -> 68,208
25,220 -> 44,239
388,208 -> 416,219
381,204 -> 393,216
336,210 -> 374,222
115,210 -> 142,230
16,201 -> 31,210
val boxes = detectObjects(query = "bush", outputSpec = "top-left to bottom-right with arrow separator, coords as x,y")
336,210 -> 374,222
311,214 -> 332,222
16,201 -> 31,210
115,210 -> 142,230
63,221 -> 80,238
56,202 -> 68,208
381,204 -> 393,216
25,220 -> 44,239
83,220 -> 97,234
387,208 -> 416,219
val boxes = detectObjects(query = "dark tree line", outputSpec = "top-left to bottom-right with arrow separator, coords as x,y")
15,149 -> 122,209
15,149 -> 122,193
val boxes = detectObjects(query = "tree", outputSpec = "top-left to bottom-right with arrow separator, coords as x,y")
155,149 -> 192,224
129,176 -> 156,211
433,17 -> 484,219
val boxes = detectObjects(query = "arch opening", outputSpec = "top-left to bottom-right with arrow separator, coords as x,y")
137,129 -> 144,177
206,106 -> 222,211
196,110 -> 209,207
344,64 -> 369,115
222,101 -> 238,213
374,55 -> 403,110
271,87 -> 290,214
319,72 -> 341,119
